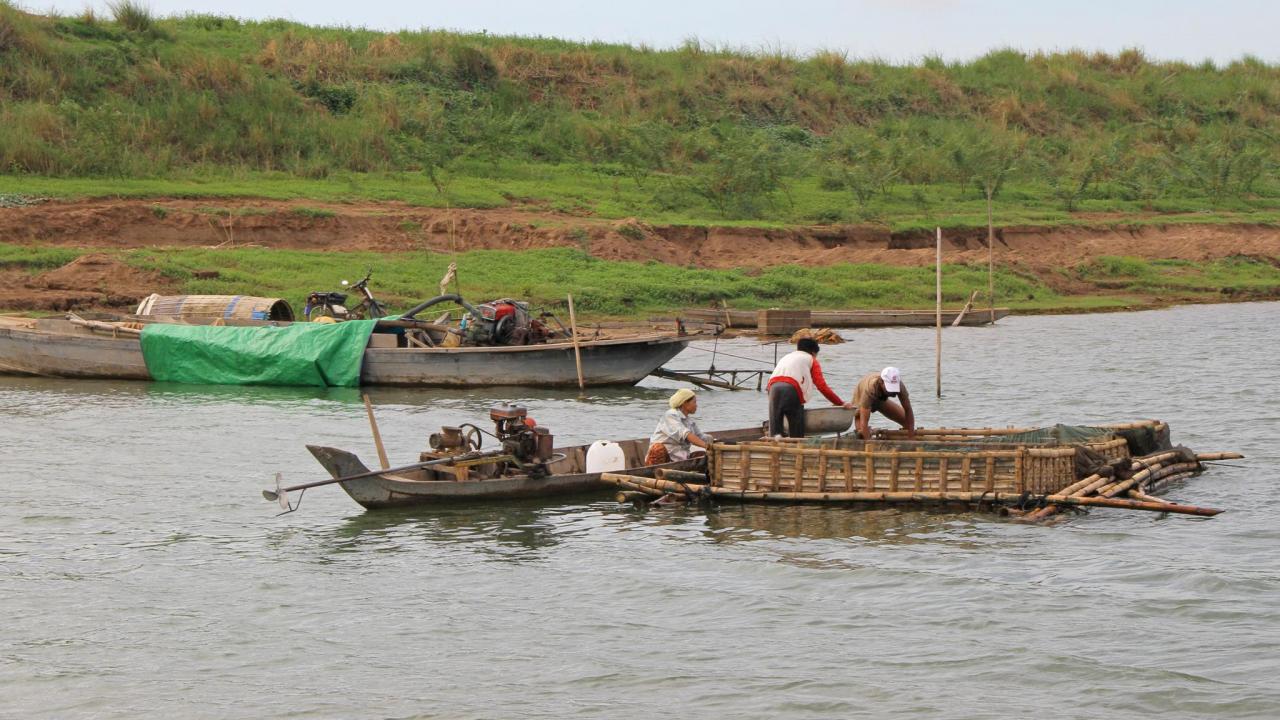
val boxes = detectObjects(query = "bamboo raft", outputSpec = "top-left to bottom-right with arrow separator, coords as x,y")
602,420 -> 1241,520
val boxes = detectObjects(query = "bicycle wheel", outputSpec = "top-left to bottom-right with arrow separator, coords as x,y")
308,305 -> 335,321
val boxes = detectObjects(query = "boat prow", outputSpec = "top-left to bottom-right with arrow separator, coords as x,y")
307,444 -> 374,481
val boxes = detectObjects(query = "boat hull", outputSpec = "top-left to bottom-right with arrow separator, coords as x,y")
0,322 -> 149,379
0,319 -> 690,387
306,426 -> 766,510
360,335 -> 690,387
307,445 -> 704,509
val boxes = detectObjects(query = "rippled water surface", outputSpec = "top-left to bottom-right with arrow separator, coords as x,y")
3,302 -> 1279,719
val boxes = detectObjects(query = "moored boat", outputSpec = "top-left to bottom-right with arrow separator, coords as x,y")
0,315 -> 695,387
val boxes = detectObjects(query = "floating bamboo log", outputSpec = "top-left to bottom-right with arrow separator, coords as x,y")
1196,452 -> 1245,461
602,473 -> 706,497
1022,452 -> 1197,522
655,468 -> 709,482
703,487 -> 1220,516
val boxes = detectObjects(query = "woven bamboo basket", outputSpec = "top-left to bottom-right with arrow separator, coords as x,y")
135,294 -> 295,322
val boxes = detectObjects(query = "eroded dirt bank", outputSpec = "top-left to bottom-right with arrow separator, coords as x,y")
1,198 -> 1278,311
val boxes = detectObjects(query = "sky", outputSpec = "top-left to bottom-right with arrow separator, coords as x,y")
26,0 -> 1280,64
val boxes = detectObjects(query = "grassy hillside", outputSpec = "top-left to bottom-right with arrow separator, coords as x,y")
0,3 -> 1278,228
5,243 -> 1279,317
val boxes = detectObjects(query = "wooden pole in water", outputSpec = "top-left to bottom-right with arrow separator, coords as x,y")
567,293 -> 586,391
986,186 -> 996,324
362,393 -> 390,470
935,226 -> 942,398
951,289 -> 979,327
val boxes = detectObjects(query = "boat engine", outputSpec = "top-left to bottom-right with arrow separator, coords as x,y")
490,403 -> 554,476
459,300 -> 549,346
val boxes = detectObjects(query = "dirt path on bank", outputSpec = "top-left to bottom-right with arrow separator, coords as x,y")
2,198 -> 1278,311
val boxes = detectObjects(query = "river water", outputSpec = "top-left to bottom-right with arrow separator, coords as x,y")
2,302 -> 1278,719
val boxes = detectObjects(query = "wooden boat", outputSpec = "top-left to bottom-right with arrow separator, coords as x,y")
304,411 -> 766,510
0,315 -> 694,387
602,420 -> 1239,519
683,308 -> 1010,328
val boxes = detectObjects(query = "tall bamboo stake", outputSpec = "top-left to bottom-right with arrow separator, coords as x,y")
986,186 -> 996,324
362,393 -> 390,470
935,226 -> 942,398
567,293 -> 585,391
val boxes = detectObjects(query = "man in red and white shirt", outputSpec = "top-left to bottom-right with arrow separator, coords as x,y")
766,338 -> 852,437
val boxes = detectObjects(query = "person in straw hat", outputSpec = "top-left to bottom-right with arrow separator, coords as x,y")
644,388 -> 714,465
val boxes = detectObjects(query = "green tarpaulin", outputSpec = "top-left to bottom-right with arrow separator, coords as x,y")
139,320 -> 378,387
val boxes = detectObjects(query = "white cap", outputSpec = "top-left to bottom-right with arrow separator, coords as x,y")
880,366 -> 901,392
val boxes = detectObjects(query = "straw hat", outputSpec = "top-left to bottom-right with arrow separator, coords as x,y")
669,388 -> 696,409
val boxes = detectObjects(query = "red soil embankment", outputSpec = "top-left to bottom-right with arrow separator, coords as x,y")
1,199 -> 1278,310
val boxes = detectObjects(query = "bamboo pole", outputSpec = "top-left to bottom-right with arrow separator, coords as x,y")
1023,452 -> 1192,522
704,487 -> 1220,516
1196,452 -> 1245,461
985,185 -> 996,324
935,226 -> 942,398
566,293 -> 585,391
67,316 -> 142,336
951,289 -> 980,327
362,393 -> 390,470
655,468 -> 709,482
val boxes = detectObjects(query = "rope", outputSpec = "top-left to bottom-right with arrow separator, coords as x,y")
684,343 -> 775,367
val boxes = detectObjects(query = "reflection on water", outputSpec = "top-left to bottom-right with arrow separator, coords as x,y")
700,503 -> 1000,544
320,499 -> 576,558
3,302 -> 1280,718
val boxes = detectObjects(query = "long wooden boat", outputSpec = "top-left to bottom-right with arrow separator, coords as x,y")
306,426 -> 765,510
0,316 -> 692,387
683,308 -> 1010,328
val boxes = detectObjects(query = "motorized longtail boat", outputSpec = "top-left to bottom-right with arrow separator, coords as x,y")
285,403 -> 766,510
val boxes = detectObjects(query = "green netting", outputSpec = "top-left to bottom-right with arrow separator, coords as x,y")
139,320 -> 377,387
980,424 -> 1116,446
810,424 -> 1118,453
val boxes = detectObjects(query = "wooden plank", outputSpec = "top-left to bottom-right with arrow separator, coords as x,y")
914,457 -> 924,492
817,453 -> 829,493
843,456 -> 853,491
793,451 -> 805,492
985,456 -> 996,492
888,452 -> 901,492
938,457 -> 949,492
960,456 -> 972,492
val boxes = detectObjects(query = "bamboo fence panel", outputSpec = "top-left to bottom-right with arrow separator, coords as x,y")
711,442 -> 1053,495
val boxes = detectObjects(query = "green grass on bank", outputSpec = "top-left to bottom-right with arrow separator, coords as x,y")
3,172 -> 1280,233
3,244 -> 1277,317
0,5 -> 1277,230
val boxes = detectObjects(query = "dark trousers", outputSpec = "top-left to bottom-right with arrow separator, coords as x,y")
768,382 -> 804,437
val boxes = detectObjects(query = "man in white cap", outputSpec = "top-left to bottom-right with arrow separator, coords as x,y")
852,367 -> 916,440
644,388 -> 714,465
